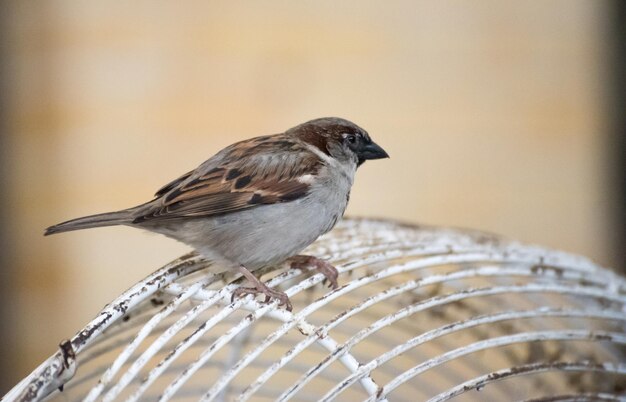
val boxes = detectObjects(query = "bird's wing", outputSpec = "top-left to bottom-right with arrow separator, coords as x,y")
133,135 -> 324,223
154,170 -> 194,198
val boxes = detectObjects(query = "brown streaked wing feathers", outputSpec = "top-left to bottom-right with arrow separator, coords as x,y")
154,170 -> 193,197
133,135 -> 323,223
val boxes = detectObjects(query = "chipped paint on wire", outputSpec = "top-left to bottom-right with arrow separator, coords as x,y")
2,218 -> 626,402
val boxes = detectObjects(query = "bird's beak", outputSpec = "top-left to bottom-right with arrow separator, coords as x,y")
360,141 -> 389,160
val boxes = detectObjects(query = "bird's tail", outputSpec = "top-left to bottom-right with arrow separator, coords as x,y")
44,209 -> 135,236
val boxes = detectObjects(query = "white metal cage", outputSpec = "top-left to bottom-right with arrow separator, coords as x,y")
3,218 -> 626,401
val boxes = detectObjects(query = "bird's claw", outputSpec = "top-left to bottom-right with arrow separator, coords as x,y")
289,255 -> 339,289
231,283 -> 293,312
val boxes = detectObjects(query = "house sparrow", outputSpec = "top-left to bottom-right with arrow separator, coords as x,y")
45,117 -> 389,311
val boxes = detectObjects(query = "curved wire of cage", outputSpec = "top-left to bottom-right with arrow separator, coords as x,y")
3,218 -> 626,401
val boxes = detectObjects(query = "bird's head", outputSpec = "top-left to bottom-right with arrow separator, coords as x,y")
289,117 -> 389,167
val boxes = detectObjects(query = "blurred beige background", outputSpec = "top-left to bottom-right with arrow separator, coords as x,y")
1,0 -> 618,393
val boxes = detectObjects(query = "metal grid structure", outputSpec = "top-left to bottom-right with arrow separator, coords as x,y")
3,218 -> 626,401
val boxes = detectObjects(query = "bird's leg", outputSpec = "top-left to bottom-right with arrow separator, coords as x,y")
288,255 -> 339,289
231,265 -> 293,311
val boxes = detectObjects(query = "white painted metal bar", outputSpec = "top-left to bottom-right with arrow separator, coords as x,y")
320,309 -> 626,401
428,361 -> 626,402
3,253 -> 208,402
289,284 -> 625,402
520,392 -> 626,402
239,274 -> 622,402
3,219 -> 625,402
93,276 -> 216,402
369,331 -> 626,401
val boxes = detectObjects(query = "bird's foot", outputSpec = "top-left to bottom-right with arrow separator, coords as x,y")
288,255 -> 339,289
232,265 -> 293,311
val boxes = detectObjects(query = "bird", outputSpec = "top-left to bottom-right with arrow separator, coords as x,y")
45,117 -> 389,311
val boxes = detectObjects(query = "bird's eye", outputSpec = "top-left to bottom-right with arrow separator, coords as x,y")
346,134 -> 357,144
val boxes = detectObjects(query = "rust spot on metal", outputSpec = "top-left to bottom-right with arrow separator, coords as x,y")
150,297 -> 165,307
315,328 -> 327,339
59,339 -> 75,369
531,264 -> 564,278
590,332 -> 614,341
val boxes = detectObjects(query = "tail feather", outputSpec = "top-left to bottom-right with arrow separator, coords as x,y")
44,210 -> 134,236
